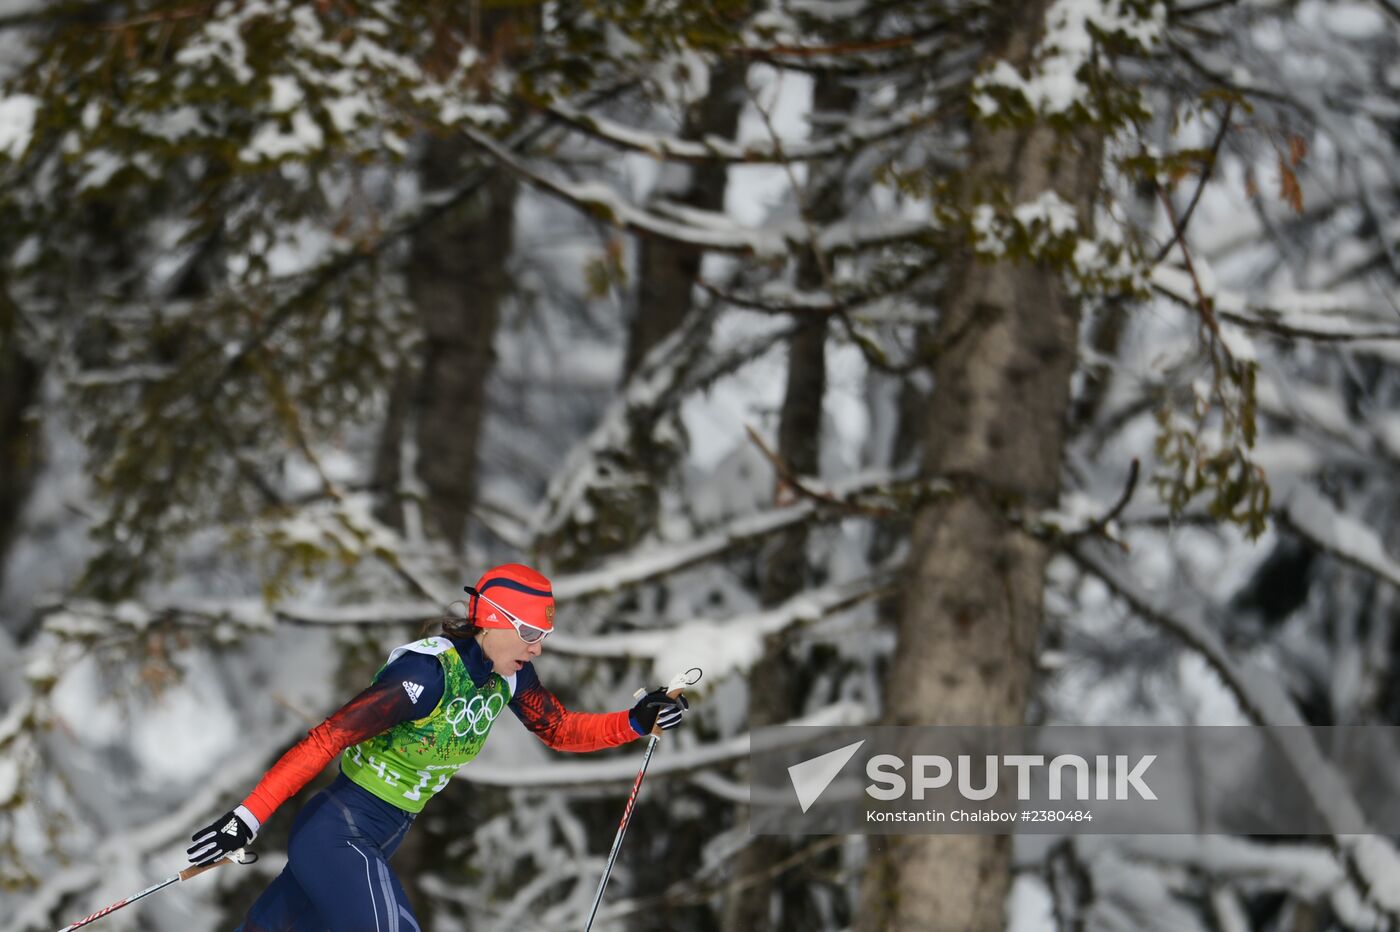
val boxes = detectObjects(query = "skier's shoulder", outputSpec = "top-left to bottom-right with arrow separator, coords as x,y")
374,639 -> 450,690
386,636 -> 456,663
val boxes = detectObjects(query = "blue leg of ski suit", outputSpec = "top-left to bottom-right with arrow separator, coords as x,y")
237,773 -> 420,932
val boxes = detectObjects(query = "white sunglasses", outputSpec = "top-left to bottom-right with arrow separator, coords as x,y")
463,585 -> 552,644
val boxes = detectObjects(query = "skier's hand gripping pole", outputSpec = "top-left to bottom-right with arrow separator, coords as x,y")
584,667 -> 702,932
54,848 -> 258,932
629,677 -> 691,736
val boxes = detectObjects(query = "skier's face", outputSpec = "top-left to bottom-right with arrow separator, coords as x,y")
477,626 -> 544,676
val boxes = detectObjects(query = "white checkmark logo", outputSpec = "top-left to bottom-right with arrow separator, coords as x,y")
788,740 -> 865,813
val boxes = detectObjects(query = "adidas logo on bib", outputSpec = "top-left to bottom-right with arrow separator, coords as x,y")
403,680 -> 424,704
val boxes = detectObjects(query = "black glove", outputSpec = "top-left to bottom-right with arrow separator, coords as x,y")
188,805 -> 258,866
630,688 -> 689,734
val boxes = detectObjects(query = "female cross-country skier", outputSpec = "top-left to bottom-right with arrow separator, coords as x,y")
187,563 -> 688,931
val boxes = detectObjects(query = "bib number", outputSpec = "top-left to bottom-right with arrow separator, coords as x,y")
402,766 -> 455,802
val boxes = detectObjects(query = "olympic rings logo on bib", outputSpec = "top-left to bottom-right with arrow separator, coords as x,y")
445,692 -> 505,737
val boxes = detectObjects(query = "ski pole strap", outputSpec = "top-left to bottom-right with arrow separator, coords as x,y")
637,667 -> 702,738
178,848 -> 252,882
667,667 -> 702,696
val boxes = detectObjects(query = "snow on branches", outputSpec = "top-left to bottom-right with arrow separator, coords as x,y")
973,0 -> 1166,126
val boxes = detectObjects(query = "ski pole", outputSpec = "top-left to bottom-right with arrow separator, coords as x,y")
583,667 -> 701,932
55,848 -> 258,932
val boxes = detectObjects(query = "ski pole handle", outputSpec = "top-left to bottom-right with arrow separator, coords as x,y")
177,856 -> 234,882
179,846 -> 257,881
633,667 -> 702,737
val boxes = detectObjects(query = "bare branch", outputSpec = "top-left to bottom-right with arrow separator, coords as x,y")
1370,0 -> 1400,24
458,701 -> 872,788
723,19 -> 969,77
1277,487 -> 1400,590
697,257 -> 938,316
590,836 -> 848,925
550,471 -> 897,601
1155,186 -> 1223,341
1217,310 -> 1400,343
746,425 -> 899,518
461,126 -> 934,257
537,99 -> 945,165
547,576 -> 891,662
1069,540 -> 1400,920
1151,269 -> 1400,343
1063,459 -> 1140,546
1152,104 -> 1234,264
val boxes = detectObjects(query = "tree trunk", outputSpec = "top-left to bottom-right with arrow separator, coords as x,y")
857,4 -> 1104,928
0,292 -> 41,601
373,140 -> 516,549
622,60 -> 747,383
723,63 -> 855,931
721,316 -> 826,932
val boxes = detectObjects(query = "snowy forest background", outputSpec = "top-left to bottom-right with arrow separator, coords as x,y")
2,0 -> 1400,929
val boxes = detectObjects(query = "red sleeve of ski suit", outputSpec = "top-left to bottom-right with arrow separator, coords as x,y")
240,677 -> 423,826
509,663 -> 640,752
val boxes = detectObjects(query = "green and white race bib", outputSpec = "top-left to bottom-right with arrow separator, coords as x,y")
341,637 -> 512,812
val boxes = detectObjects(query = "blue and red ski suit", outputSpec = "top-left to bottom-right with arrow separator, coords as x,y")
236,634 -> 641,931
